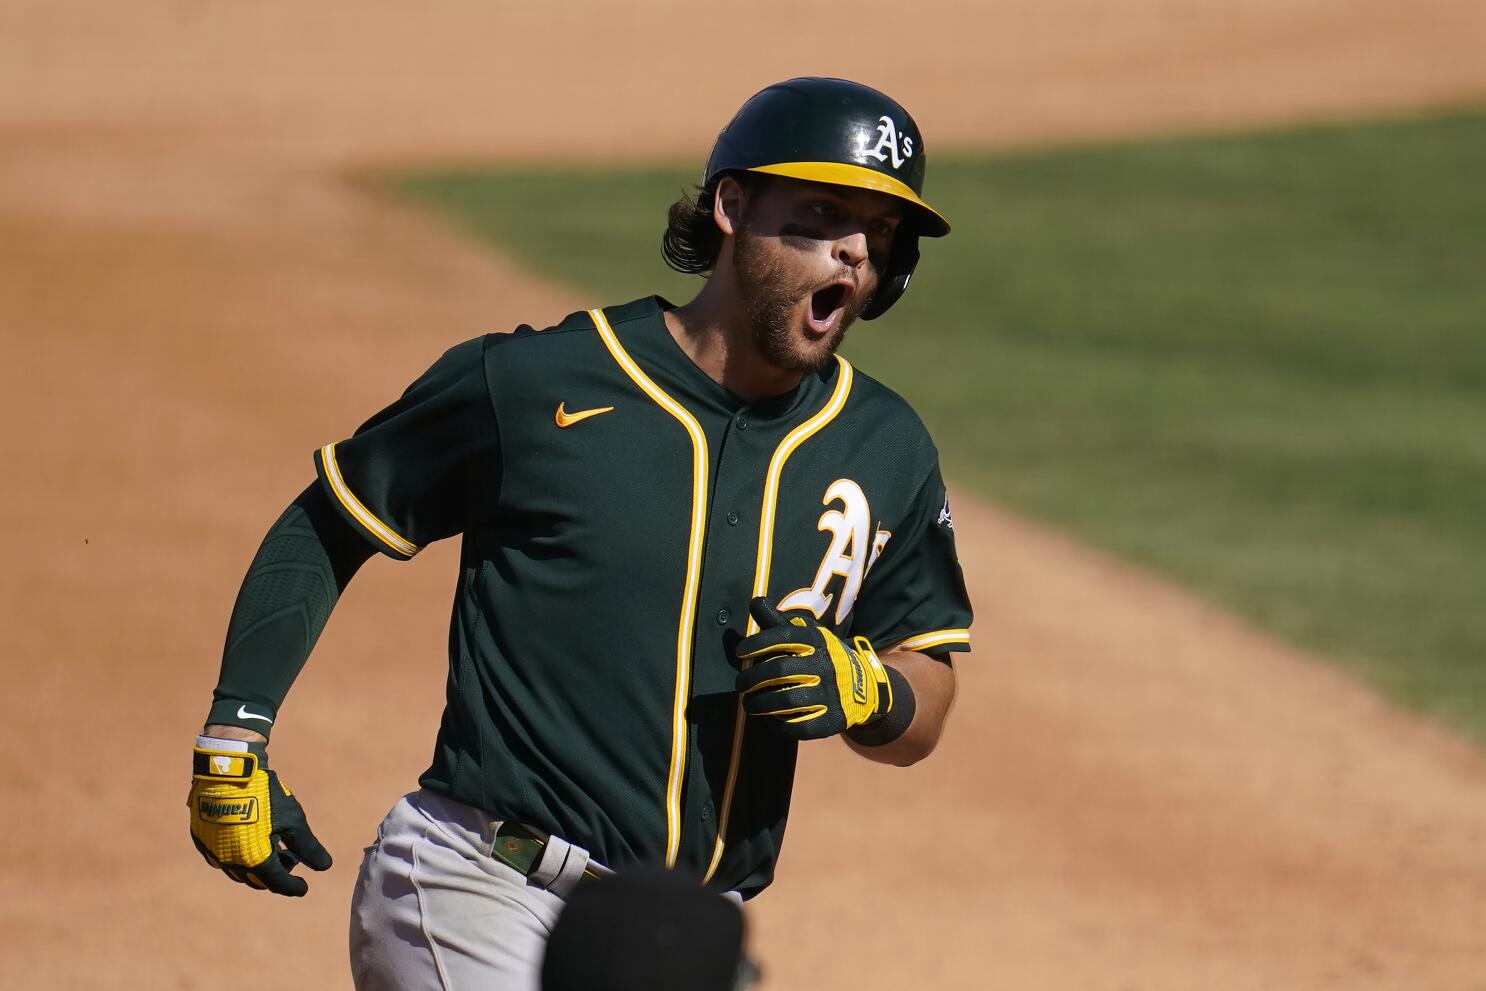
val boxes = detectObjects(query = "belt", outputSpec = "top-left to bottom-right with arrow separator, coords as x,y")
491,822 -> 612,898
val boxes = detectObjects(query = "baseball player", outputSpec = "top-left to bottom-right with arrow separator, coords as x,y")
189,77 -> 972,990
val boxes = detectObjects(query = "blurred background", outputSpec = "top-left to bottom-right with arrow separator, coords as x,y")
2,2 -> 1484,987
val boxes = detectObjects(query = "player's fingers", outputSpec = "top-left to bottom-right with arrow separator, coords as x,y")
745,699 -> 838,740
736,654 -> 819,693
772,709 -> 841,740
268,771 -> 334,872
191,833 -> 224,871
247,854 -> 310,897
282,824 -> 333,872
748,596 -> 792,630
735,628 -> 815,662
741,683 -> 820,717
740,673 -> 821,695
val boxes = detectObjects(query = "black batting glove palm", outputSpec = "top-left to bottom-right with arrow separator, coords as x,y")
734,597 -> 893,740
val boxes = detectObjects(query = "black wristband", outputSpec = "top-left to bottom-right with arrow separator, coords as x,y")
845,666 -> 915,747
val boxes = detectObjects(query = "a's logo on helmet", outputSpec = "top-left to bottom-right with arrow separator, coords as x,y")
861,115 -> 914,170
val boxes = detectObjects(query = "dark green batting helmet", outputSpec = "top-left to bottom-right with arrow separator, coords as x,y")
703,77 -> 950,319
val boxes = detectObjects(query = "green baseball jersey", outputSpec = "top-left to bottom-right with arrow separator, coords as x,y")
314,296 -> 972,896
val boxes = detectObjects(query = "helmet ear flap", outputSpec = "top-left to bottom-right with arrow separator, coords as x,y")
862,232 -> 920,321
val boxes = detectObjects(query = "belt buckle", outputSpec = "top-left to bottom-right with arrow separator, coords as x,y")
492,823 -> 545,877
493,823 -> 608,896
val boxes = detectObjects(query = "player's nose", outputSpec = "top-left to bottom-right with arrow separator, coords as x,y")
834,231 -> 869,270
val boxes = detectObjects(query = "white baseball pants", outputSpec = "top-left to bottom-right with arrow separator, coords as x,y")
349,789 -> 568,991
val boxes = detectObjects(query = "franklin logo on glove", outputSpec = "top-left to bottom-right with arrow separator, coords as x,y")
187,738 -> 332,896
198,797 -> 258,824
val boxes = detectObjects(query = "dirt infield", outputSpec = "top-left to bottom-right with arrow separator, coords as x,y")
3,2 -> 1484,988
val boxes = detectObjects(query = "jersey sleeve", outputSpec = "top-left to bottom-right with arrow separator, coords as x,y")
852,463 -> 973,656
313,336 -> 500,559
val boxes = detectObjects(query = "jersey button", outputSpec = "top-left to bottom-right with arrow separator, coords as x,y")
726,511 -> 739,526
701,803 -> 713,822
716,609 -> 731,626
735,415 -> 749,430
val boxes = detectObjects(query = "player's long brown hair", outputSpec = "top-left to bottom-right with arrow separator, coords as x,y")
661,173 -> 755,275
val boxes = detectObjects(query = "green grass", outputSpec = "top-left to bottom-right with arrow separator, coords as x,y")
386,109 -> 1486,739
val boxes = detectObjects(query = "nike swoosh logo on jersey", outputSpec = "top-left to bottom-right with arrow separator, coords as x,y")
555,402 -> 615,428
236,705 -> 274,724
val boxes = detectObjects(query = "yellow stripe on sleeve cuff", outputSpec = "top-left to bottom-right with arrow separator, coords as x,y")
888,629 -> 971,653
319,443 -> 419,558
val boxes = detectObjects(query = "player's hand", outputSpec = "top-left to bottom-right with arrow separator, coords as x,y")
187,739 -> 332,896
734,597 -> 893,740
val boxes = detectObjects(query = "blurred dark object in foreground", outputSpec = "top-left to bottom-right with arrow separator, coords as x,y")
541,865 -> 757,990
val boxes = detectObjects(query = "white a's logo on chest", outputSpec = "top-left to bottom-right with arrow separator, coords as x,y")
861,115 -> 914,170
778,479 -> 892,625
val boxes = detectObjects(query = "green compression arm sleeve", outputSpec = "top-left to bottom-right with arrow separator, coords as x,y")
203,484 -> 375,737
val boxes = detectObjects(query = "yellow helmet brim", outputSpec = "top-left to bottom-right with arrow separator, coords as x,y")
745,161 -> 951,236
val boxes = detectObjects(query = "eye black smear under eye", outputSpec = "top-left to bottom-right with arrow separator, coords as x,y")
779,223 -> 825,249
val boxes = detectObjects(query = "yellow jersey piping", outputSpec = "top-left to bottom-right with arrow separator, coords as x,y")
319,443 -> 419,558
588,308 -> 709,868
889,629 -> 972,653
703,355 -> 854,882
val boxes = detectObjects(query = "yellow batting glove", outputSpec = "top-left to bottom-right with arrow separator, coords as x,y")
188,737 -> 332,896
734,597 -> 894,740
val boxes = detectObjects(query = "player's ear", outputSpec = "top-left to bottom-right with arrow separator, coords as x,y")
712,175 -> 747,238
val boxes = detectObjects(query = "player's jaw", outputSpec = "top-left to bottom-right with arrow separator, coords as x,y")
731,223 -> 873,375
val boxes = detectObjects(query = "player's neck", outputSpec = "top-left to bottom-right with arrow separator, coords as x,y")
665,285 -> 803,404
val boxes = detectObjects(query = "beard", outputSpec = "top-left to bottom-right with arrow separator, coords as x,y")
730,224 -> 868,374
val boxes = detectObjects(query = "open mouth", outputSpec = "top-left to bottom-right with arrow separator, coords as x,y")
806,281 -> 852,335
